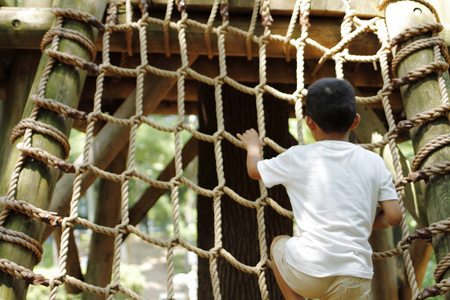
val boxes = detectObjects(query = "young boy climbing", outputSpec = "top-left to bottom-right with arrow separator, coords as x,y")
237,78 -> 403,300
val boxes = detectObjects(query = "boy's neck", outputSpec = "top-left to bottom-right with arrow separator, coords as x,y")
315,130 -> 350,142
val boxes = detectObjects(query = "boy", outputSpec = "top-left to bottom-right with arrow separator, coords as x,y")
237,78 -> 402,300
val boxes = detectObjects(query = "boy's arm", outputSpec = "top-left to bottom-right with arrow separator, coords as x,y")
373,200 -> 402,230
237,129 -> 263,180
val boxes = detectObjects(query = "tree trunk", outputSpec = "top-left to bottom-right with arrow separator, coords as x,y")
83,144 -> 127,300
197,83 -> 293,299
385,2 -> 450,298
0,1 -> 107,299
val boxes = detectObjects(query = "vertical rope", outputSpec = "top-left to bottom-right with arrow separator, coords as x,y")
245,0 -> 260,60
283,0 -> 302,62
207,1 -> 230,298
253,1 -> 273,298
163,0 -> 175,57
294,0 -> 310,145
125,0 -> 133,56
204,0 -> 220,59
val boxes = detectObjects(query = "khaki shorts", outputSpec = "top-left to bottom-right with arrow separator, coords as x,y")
272,237 -> 371,300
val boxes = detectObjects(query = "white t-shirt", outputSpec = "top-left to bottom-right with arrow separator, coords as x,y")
257,140 -> 398,279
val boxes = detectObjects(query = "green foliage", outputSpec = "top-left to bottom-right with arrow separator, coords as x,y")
397,140 -> 415,163
67,129 -> 85,163
289,118 -> 315,144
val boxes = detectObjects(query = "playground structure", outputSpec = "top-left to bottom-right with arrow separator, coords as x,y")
0,0 -> 449,299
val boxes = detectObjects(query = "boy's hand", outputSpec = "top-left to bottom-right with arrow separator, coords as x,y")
237,129 -> 263,150
237,129 -> 263,180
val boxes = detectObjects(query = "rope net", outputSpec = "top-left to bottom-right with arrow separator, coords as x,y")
0,0 -> 449,299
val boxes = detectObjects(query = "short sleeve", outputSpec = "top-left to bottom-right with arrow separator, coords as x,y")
378,162 -> 399,202
257,149 -> 292,188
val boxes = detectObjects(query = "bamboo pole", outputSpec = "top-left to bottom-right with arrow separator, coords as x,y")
385,1 -> 450,297
0,1 -> 107,298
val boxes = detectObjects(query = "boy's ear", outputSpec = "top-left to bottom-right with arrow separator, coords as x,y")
350,113 -> 361,130
305,116 -> 317,131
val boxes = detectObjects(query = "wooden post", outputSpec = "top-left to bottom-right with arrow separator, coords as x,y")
0,1 -> 107,299
385,1 -> 450,297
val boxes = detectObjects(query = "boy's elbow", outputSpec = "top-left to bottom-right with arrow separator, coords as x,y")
248,169 -> 261,181
386,206 -> 403,227
389,211 -> 403,227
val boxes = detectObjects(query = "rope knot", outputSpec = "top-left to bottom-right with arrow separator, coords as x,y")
212,186 -> 224,198
405,171 -> 429,183
105,282 -> 120,296
220,2 -> 229,21
139,0 -> 149,15
299,14 -> 310,32
176,0 -> 187,13
122,170 -> 135,181
396,120 -> 415,132
417,285 -> 441,300
407,228 -> 432,244
211,246 -> 221,258
115,224 -> 129,235
395,240 -> 406,254
170,177 -> 181,187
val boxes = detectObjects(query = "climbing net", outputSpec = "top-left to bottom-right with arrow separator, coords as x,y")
0,0 -> 449,299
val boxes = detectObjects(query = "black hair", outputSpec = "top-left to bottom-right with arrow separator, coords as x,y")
305,78 -> 356,133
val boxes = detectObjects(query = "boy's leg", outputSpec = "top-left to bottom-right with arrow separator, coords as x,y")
271,236 -> 305,300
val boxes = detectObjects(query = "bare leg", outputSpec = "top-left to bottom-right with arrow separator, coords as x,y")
271,236 -> 306,300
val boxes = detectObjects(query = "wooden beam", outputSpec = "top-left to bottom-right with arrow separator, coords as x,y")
81,76 -> 198,102
129,0 -> 383,17
192,56 -> 386,87
42,54 -> 199,242
385,2 -> 450,297
0,8 -> 383,58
